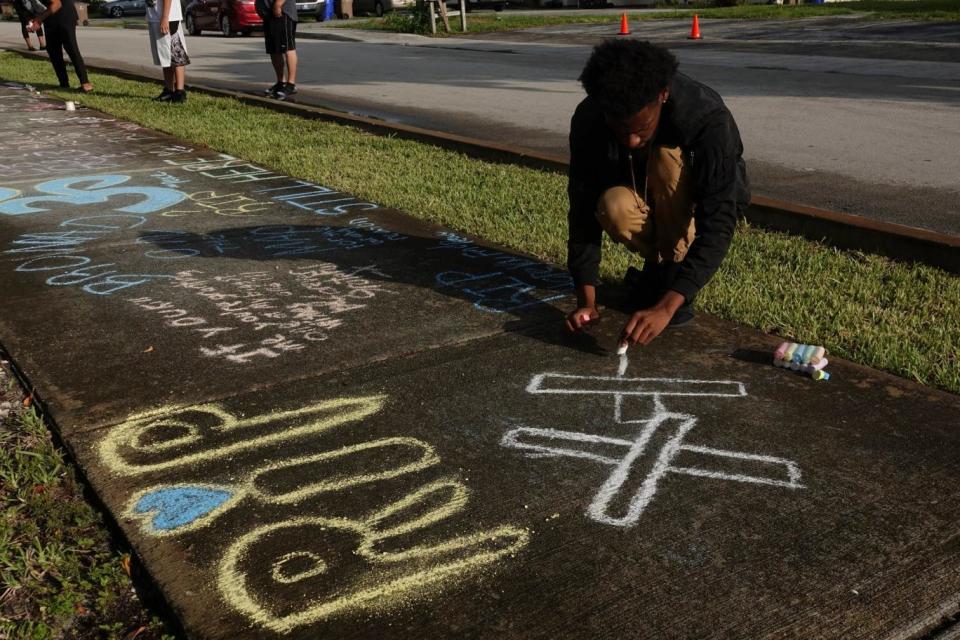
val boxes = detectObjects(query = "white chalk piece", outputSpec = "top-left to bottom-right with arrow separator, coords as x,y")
65,101 -> 76,111
616,343 -> 629,356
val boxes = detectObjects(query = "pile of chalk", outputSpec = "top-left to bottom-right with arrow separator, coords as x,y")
774,342 -> 830,381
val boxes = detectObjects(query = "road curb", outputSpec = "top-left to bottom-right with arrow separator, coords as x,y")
7,48 -> 959,274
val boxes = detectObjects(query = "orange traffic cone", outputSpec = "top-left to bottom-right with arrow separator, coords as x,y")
688,14 -> 702,39
618,12 -> 630,36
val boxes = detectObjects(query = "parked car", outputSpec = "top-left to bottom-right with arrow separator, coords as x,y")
185,0 -> 261,36
295,0 -> 328,16
444,0 -> 508,11
101,0 -> 146,17
352,0 -> 412,16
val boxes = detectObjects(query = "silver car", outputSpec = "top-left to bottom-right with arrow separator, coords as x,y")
351,0 -> 413,16
101,0 -> 147,16
295,0 -> 327,16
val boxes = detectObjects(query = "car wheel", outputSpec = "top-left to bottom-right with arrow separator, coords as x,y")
220,14 -> 233,36
109,5 -> 123,16
185,13 -> 200,34
374,0 -> 384,16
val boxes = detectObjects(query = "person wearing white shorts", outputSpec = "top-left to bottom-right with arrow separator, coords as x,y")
147,0 -> 190,103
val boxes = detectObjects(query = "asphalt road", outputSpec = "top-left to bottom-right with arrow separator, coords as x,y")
1,15 -> 959,235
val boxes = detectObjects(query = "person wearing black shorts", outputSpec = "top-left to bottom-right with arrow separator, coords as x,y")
256,0 -> 298,99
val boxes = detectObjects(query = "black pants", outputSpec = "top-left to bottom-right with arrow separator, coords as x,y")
625,260 -> 692,309
44,20 -> 88,87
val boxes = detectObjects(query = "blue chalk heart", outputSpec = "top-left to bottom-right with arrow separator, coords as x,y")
134,486 -> 234,532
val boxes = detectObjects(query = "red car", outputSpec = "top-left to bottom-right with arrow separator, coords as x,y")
185,0 -> 262,37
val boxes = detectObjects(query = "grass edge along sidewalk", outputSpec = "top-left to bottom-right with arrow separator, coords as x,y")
0,52 -> 957,395
0,357 -> 176,639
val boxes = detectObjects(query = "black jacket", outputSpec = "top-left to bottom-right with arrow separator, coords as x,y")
567,72 -> 750,302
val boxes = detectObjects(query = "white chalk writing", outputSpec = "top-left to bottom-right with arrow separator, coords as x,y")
501,362 -> 803,527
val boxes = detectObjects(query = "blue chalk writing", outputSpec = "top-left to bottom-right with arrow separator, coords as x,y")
0,175 -> 186,215
254,180 -> 379,217
436,270 -> 569,313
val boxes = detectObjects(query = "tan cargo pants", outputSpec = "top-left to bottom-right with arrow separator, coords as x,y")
594,146 -> 696,264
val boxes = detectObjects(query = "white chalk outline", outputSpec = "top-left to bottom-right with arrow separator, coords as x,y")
502,360 -> 802,527
526,373 -> 747,398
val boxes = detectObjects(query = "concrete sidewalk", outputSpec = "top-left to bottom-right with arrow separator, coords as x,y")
2,85 -> 960,639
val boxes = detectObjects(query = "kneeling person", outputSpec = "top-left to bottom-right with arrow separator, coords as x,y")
565,40 -> 750,348
147,0 -> 190,103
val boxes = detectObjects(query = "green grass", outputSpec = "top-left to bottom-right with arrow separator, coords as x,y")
0,50 -> 958,634
0,369 -> 174,639
0,51 -> 957,394
342,0 -> 960,34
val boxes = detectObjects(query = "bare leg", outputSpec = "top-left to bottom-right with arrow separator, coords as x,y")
284,50 -> 297,84
173,65 -> 185,91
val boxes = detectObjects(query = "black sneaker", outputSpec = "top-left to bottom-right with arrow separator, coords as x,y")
275,82 -> 297,99
170,90 -> 187,104
153,88 -> 174,102
264,81 -> 283,97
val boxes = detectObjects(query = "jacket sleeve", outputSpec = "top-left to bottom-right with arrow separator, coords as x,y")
567,106 -> 605,289
670,114 -> 745,302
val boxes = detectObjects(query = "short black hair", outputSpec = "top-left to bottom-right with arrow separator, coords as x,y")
579,40 -> 679,119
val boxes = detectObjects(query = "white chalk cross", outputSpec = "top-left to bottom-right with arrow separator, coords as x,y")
501,373 -> 803,527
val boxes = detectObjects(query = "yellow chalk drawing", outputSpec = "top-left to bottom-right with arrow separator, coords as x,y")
272,552 -> 328,584
218,479 -> 530,633
124,436 -> 442,536
99,395 -> 386,476
161,190 -> 272,218
103,397 -> 530,631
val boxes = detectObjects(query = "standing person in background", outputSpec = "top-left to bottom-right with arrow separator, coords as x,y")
147,0 -> 190,104
26,0 -> 92,92
256,0 -> 297,100
13,0 -> 46,51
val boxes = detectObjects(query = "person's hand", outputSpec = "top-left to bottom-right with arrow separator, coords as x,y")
26,19 -> 39,32
272,3 -> 282,16
159,18 -> 169,34
564,306 -> 599,334
620,306 -> 672,347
